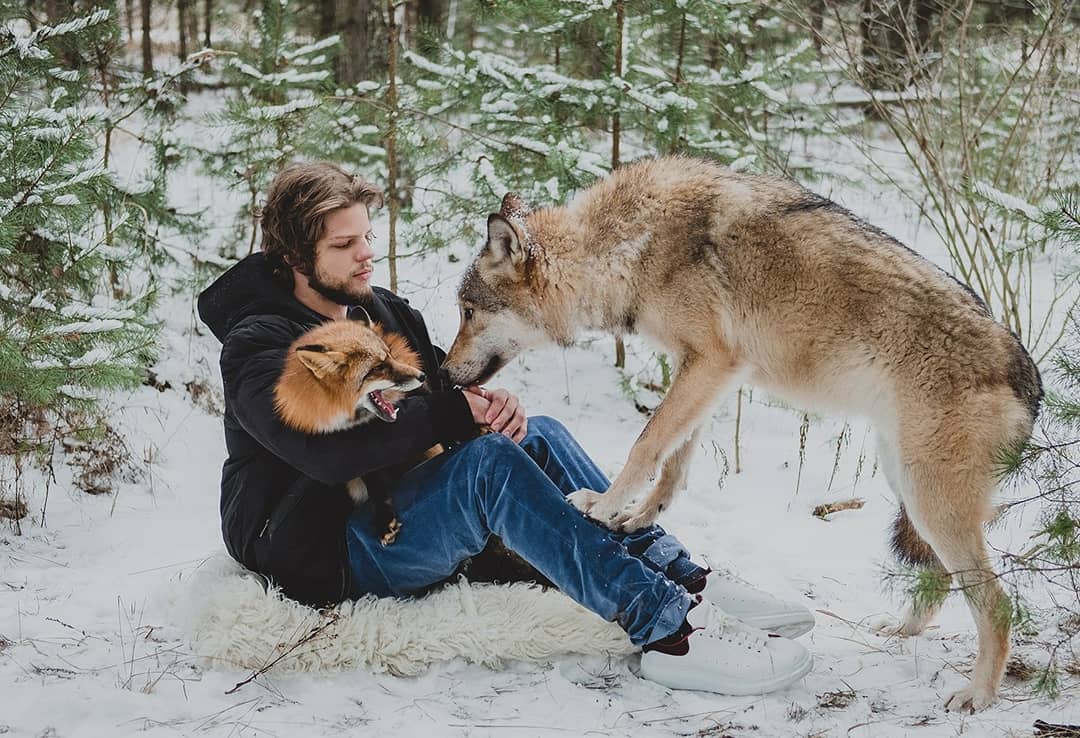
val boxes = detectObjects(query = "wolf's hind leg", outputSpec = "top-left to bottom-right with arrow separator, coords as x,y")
903,458 -> 1009,713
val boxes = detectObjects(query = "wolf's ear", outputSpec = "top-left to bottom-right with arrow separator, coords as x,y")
484,214 -> 525,274
296,346 -> 347,379
499,192 -> 530,219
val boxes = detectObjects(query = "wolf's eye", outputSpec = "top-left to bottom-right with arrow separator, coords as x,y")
463,308 -> 474,321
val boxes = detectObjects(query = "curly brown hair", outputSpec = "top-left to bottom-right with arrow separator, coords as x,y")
259,162 -> 383,285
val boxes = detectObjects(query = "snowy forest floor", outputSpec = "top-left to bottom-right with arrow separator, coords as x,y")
2,90 -> 1078,738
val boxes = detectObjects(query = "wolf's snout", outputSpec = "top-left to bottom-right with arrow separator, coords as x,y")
439,362 -> 474,387
415,372 -> 426,385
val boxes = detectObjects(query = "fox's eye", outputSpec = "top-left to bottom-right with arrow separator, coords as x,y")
463,308 -> 474,321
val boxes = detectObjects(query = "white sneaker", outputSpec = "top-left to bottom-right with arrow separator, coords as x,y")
640,600 -> 813,695
699,570 -> 815,638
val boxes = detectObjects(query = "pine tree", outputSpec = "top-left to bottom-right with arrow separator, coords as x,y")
397,0 -> 815,373
391,0 -> 818,262
199,0 -> 386,258
1001,187 -> 1080,696
1,5 -> 196,515
195,0 -> 447,296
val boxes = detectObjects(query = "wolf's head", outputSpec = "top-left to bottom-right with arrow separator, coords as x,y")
442,193 -> 554,386
275,318 -> 426,433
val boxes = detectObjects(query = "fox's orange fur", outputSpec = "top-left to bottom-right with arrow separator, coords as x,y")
273,318 -> 430,545
274,319 -> 424,435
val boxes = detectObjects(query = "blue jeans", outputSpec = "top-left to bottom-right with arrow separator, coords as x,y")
345,416 -> 701,645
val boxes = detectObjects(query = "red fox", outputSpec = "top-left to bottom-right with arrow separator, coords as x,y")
274,317 -> 434,545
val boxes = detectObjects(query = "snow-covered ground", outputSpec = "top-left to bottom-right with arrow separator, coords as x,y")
2,90 -> 1077,738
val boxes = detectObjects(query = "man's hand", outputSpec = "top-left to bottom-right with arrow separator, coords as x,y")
464,386 -> 528,443
462,389 -> 491,426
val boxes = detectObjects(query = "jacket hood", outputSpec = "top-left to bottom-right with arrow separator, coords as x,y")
197,253 -> 325,342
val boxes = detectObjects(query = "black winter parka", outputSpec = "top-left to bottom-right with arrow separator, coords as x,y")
197,253 -> 475,606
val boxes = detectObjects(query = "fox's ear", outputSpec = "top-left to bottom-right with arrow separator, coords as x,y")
483,214 -> 525,274
295,347 -> 347,379
499,192 -> 530,219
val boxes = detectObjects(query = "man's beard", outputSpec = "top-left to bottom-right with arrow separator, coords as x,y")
308,265 -> 372,306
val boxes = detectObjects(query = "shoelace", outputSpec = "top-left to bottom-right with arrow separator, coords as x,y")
695,603 -> 769,652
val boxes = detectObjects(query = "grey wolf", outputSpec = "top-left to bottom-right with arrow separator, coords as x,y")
442,155 -> 1042,711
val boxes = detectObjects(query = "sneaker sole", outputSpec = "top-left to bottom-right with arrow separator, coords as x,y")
641,650 -> 814,696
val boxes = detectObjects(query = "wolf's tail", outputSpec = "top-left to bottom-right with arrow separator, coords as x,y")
890,506 -> 941,568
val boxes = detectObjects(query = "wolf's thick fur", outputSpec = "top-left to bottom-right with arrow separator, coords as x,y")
442,156 -> 1042,711
274,318 -> 428,543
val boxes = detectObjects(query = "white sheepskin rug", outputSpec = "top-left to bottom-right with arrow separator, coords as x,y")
168,553 -> 637,677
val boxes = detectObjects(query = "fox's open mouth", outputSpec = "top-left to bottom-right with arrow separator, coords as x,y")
367,390 -> 398,422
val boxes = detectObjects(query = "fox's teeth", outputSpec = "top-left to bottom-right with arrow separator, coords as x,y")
368,390 -> 396,418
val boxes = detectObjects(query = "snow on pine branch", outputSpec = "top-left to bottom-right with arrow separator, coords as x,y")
532,9 -> 600,36
508,136 -> 551,155
29,293 -> 58,311
533,68 -> 607,95
972,180 -> 1042,221
230,59 -> 331,86
56,385 -> 97,400
48,67 -> 81,83
48,319 -> 125,335
283,35 -> 340,61
60,304 -> 137,321
476,157 -> 506,197
244,95 -> 320,121
622,81 -> 698,112
749,80 -> 788,105
69,347 -> 115,367
37,8 -> 112,41
4,8 -> 111,59
403,51 -> 464,80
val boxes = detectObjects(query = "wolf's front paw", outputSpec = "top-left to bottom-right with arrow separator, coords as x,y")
944,683 -> 996,713
568,489 -> 628,528
611,504 -> 659,532
567,488 -> 605,515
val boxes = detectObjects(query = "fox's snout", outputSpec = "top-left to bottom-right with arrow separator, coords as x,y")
380,360 -> 424,390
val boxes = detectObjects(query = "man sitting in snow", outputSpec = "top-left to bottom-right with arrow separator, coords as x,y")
197,161 -> 816,696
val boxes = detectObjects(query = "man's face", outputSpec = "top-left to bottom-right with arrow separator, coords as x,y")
307,203 -> 376,304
